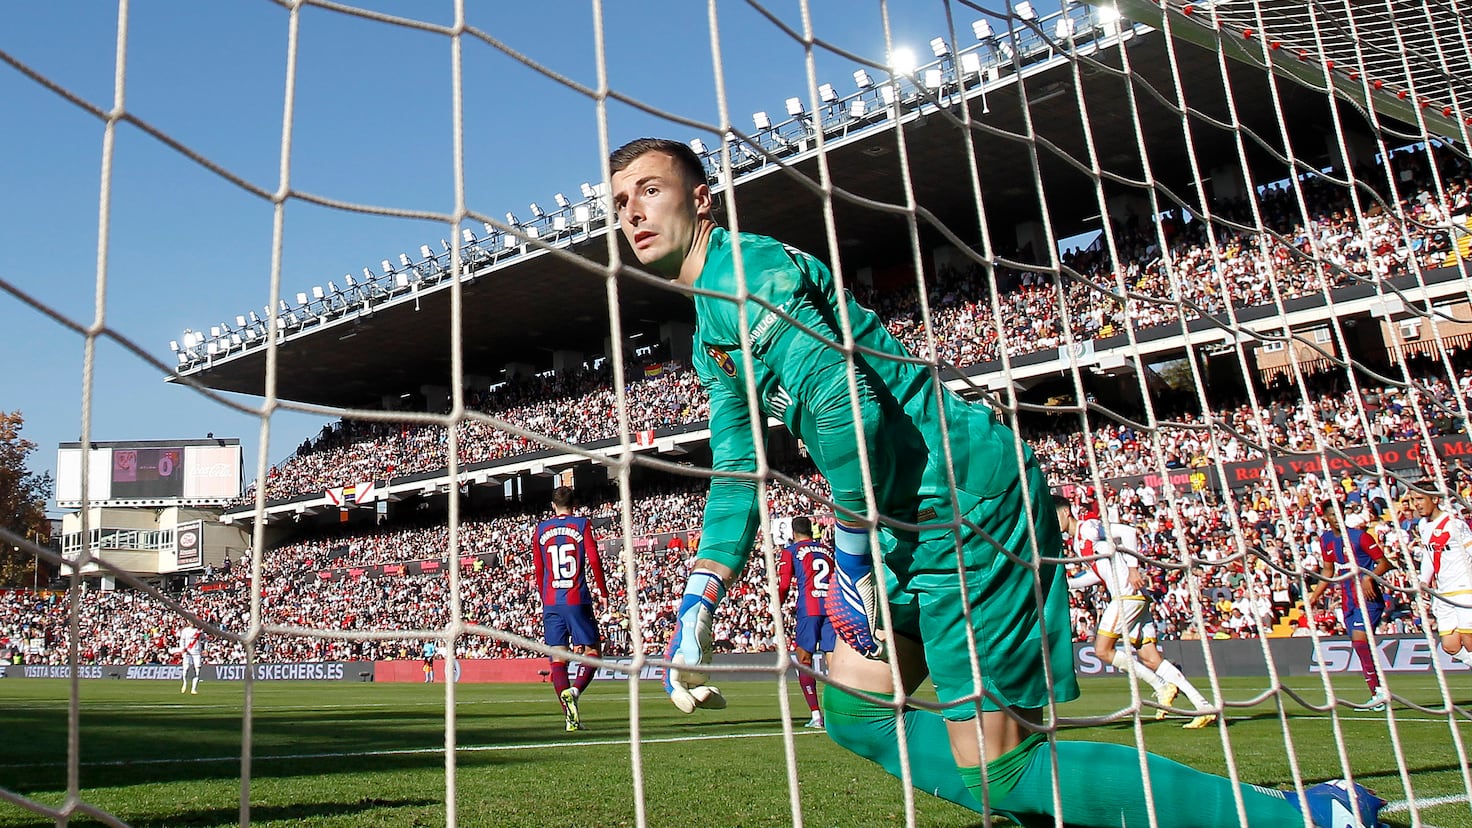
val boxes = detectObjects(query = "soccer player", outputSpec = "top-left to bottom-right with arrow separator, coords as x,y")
533,486 -> 608,732
177,623 -> 203,695
1054,495 -> 1216,729
776,516 -> 834,729
1407,484 -> 1472,670
1306,499 -> 1391,710
608,137 -> 1385,827
422,640 -> 436,683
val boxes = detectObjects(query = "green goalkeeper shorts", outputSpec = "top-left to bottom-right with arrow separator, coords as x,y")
881,460 -> 1080,719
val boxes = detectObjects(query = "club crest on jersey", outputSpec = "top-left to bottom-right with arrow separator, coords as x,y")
708,345 -> 737,377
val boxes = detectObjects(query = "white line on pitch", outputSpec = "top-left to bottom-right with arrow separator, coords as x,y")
0,729 -> 826,770
1382,793 -> 1470,814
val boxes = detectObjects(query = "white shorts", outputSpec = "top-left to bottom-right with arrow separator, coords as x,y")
182,651 -> 203,672
1097,597 -> 1157,647
1431,592 -> 1472,636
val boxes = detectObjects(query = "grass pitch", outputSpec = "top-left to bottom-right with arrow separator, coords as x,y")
1,675 -> 1468,827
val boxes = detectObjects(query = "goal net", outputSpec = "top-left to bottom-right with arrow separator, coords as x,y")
3,0 -> 1471,825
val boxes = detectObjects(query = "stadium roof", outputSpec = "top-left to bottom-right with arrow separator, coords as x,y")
1113,0 -> 1471,137
171,11 -> 1453,411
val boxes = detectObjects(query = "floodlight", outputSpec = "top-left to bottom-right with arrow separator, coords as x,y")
506,211 -> 520,226
580,182 -> 596,199
381,259 -> 394,275
961,52 -> 983,75
1055,17 -> 1075,39
890,47 -> 917,75
364,267 -> 376,281
930,37 -> 949,57
462,228 -> 477,244
249,311 -> 260,324
529,202 -> 545,218
312,286 -> 325,301
328,281 -> 340,295
785,96 -> 804,116
169,340 -> 180,352
553,215 -> 568,232
230,334 -> 242,347
235,315 -> 247,327
1015,1 -> 1036,20
880,84 -> 898,105
344,275 -> 356,290
973,19 -> 994,39
177,351 -> 189,364
526,224 -> 540,239
441,238 -> 451,253
853,69 -> 874,88
399,253 -> 413,268
207,341 -> 219,355
1096,4 -> 1121,25
210,326 -> 221,339
688,138 -> 707,155
502,235 -> 517,250
753,111 -> 772,130
924,69 -> 943,89
818,83 -> 838,103
574,205 -> 591,224
275,317 -> 286,330
417,244 -> 432,260
554,192 -> 571,209
295,293 -> 308,306
849,99 -> 868,118
395,273 -> 410,289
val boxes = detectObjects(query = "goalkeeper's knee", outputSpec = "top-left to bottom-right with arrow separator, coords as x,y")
822,685 -> 897,760
822,685 -> 987,814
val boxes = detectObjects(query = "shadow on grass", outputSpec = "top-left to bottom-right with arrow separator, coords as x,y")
4,709 -> 790,796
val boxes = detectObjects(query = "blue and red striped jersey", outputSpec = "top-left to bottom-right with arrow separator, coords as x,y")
778,538 -> 833,619
1320,527 -> 1385,608
532,515 -> 606,607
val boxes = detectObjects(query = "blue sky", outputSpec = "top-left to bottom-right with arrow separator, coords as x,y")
1,0 -> 980,510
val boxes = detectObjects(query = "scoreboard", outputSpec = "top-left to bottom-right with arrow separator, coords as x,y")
56,439 -> 241,507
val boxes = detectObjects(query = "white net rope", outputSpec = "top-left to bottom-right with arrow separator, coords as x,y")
3,0 -> 1472,825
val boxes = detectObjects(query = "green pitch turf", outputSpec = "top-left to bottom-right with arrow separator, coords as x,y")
0,675 -> 1468,827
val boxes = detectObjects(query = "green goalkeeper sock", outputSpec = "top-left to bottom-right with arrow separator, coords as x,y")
821,686 -> 982,813
963,737 -> 1302,827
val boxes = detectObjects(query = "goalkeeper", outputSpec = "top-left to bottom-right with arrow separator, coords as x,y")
607,137 -> 1385,828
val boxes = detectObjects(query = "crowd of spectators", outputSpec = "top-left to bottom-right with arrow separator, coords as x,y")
240,360 -> 708,504
4,435 -> 1461,668
1030,366 -> 1472,482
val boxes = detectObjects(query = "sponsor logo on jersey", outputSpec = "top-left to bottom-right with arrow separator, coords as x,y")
765,385 -> 792,417
708,346 -> 737,378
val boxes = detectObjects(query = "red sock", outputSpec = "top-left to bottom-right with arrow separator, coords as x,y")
799,670 -> 819,713
1352,639 -> 1380,693
574,661 -> 595,695
551,661 -> 571,700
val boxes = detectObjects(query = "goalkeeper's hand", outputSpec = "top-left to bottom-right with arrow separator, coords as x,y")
664,571 -> 728,714
828,524 -> 887,660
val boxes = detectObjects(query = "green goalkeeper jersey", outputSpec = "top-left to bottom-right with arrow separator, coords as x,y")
691,227 -> 1034,573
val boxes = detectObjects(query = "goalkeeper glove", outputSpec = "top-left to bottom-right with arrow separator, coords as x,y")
827,523 -> 887,660
664,570 -> 728,713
